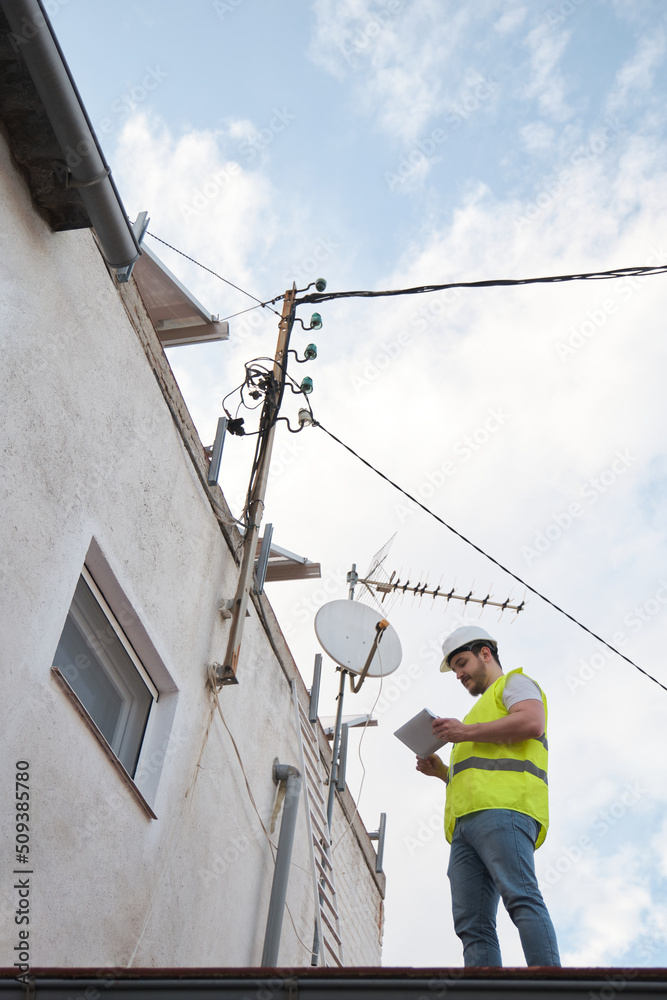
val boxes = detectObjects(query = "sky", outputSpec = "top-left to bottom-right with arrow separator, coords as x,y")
52,0 -> 667,970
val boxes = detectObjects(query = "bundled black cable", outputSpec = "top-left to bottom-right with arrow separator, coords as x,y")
295,263 -> 667,306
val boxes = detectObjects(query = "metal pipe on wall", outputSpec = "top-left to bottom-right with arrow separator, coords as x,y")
261,761 -> 302,967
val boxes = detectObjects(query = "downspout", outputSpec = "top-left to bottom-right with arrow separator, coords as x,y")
261,761 -> 302,967
0,0 -> 140,269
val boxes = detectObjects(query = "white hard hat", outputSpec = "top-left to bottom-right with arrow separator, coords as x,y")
440,625 -> 498,672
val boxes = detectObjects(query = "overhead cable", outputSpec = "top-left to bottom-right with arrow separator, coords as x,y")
144,235 -> 667,317
313,420 -> 667,695
218,303 -> 271,322
296,263 -> 667,305
145,231 -> 281,317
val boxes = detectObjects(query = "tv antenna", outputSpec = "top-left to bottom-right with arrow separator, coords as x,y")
358,572 -> 525,613
348,535 -> 525,615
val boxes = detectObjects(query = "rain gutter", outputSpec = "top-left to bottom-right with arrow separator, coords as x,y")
0,0 -> 140,269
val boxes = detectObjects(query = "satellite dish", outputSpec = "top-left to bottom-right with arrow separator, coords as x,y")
314,600 -> 402,677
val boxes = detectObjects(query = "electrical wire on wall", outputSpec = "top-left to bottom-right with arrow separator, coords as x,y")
127,698 -> 217,967
220,355 -> 315,530
205,666 -> 316,959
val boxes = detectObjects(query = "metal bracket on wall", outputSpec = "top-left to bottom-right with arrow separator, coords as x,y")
116,211 -> 149,283
219,599 -> 250,621
368,812 -> 387,874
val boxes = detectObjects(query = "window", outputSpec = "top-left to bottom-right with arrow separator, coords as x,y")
52,567 -> 158,777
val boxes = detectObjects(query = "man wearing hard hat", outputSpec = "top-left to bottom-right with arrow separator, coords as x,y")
416,625 -> 560,967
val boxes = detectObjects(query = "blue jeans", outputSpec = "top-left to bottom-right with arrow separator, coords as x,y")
447,809 -> 560,967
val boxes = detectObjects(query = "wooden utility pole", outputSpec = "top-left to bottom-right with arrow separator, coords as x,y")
216,285 -> 297,684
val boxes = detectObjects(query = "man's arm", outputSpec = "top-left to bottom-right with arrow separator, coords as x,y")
431,699 -> 545,745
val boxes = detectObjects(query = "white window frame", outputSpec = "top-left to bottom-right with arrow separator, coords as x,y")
52,544 -> 179,819
71,568 -> 158,764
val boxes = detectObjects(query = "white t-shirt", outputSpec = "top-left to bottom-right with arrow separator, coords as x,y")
502,673 -> 542,710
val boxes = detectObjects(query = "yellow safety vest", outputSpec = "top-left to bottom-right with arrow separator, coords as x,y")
444,668 -> 549,848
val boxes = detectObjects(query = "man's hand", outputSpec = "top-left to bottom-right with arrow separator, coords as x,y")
416,754 -> 449,782
432,717 -> 469,743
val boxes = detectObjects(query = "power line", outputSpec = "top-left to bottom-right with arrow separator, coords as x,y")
143,235 -> 667,318
313,420 -> 667,695
296,263 -> 667,305
144,238 -> 667,688
145,231 -> 281,317
218,303 -> 270,322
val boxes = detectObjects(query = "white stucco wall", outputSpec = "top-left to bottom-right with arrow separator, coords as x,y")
0,131 -> 383,970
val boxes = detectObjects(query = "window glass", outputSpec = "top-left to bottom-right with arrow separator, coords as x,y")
52,573 -> 154,776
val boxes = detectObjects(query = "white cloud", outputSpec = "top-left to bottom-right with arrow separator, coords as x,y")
308,1 -> 503,142
519,120 -> 555,152
522,23 -> 573,122
650,819 -> 667,880
113,112 -> 278,310
494,5 -> 528,35
226,118 -> 257,142
607,29 -> 667,116
558,847 -> 651,966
